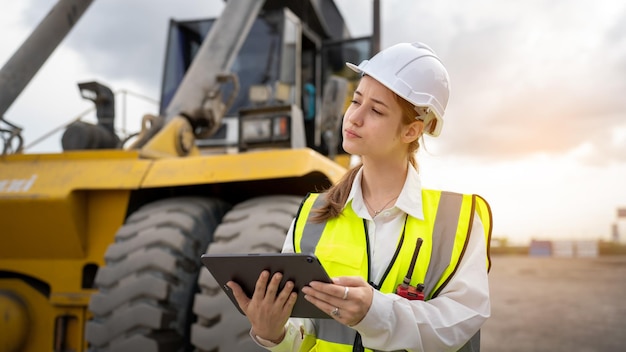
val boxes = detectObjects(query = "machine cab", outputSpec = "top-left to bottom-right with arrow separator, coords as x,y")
159,6 -> 372,156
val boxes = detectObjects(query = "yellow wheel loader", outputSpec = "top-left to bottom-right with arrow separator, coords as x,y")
0,0 -> 376,350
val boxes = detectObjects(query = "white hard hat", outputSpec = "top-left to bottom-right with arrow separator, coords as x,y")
346,42 -> 450,137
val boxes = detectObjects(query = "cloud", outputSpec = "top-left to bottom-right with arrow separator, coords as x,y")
570,123 -> 626,166
5,0 -> 626,164
4,0 -> 626,242
413,0 -> 626,165
55,0 -> 223,95
14,0 -> 224,94
2,0 -> 225,152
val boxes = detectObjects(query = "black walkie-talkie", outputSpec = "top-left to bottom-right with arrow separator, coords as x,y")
395,237 -> 425,300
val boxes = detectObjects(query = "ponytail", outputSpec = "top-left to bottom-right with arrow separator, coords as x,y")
309,163 -> 361,223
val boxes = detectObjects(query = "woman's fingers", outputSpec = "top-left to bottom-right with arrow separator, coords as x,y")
226,280 -> 250,313
262,272 -> 282,303
227,270 -> 297,339
332,276 -> 370,288
276,280 -> 294,302
231,271 -> 297,316
252,270 -> 271,300
303,276 -> 373,326
279,283 -> 298,315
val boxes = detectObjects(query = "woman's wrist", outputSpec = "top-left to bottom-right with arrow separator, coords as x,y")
255,327 -> 286,345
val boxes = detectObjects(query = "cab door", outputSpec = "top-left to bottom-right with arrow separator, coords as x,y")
315,37 -> 373,160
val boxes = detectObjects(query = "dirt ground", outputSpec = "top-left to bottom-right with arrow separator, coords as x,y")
482,255 -> 626,352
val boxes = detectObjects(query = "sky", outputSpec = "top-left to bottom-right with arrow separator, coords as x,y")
2,0 -> 626,244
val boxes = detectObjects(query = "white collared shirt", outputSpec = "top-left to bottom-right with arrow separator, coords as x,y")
345,164 -> 424,284
252,164 -> 490,351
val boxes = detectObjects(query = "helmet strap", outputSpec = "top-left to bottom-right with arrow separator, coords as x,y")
424,118 -> 436,135
414,107 -> 436,135
413,106 -> 429,120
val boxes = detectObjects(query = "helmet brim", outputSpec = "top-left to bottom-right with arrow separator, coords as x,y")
346,62 -> 362,74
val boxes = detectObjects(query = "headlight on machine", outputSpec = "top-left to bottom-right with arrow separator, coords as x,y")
238,104 -> 301,151
241,115 -> 290,143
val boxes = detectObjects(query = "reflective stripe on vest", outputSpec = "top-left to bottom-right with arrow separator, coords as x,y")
292,190 -> 492,352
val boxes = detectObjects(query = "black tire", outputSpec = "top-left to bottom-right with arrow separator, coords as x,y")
85,197 -> 229,351
191,195 -> 302,351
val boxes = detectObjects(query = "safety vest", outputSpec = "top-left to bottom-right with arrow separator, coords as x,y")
292,190 -> 492,352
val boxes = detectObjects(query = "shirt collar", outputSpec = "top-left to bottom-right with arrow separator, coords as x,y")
345,164 -> 424,220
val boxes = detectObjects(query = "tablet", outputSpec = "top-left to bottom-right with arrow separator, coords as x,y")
200,253 -> 332,319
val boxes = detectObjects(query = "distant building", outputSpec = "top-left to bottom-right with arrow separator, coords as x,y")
529,240 -> 552,257
529,239 -> 598,258
575,240 -> 599,257
615,207 -> 626,243
552,241 -> 574,257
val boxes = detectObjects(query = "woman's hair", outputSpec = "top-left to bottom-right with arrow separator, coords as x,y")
309,91 -> 423,223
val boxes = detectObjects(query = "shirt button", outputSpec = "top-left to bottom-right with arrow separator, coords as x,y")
383,211 -> 390,217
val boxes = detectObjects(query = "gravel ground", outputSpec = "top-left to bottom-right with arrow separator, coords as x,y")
482,255 -> 626,352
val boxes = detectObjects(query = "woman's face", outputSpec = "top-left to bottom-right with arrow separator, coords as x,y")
342,75 -> 416,159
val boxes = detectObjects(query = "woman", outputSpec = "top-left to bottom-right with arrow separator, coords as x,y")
228,42 -> 492,351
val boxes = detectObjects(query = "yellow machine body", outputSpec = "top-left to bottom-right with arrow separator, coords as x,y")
0,0 -> 373,349
0,147 -> 345,350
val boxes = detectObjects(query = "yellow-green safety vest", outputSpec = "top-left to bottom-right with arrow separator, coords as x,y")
292,189 -> 492,352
